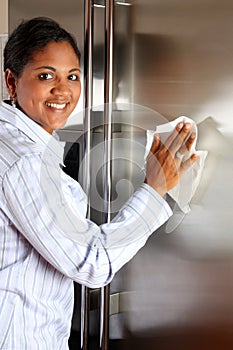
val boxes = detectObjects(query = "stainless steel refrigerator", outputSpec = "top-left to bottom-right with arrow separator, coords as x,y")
8,0 -> 233,349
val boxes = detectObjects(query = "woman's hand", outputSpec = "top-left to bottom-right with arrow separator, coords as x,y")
144,122 -> 198,197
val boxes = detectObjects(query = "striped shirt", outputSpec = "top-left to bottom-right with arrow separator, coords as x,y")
0,100 -> 172,349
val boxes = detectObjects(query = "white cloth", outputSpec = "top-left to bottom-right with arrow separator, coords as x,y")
145,116 -> 208,215
0,100 -> 172,349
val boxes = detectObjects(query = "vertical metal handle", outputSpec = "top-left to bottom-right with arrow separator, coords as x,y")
100,1 -> 114,349
81,1 -> 114,349
81,1 -> 94,349
102,1 -> 114,221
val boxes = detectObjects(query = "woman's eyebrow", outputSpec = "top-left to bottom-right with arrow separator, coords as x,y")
69,68 -> 80,73
34,66 -> 80,72
34,65 -> 56,71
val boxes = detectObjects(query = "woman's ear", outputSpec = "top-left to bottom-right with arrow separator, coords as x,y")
4,69 -> 17,99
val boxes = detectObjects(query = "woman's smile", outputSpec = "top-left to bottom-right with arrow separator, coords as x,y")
45,102 -> 67,110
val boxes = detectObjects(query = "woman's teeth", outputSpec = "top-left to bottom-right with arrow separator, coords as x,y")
46,102 -> 66,109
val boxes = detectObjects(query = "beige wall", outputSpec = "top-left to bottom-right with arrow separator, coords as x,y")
0,0 -> 8,34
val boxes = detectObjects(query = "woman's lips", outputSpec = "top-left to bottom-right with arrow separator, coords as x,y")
45,102 -> 67,109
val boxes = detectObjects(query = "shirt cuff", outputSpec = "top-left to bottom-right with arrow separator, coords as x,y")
123,182 -> 173,235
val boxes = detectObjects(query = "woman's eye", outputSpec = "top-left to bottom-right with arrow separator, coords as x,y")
38,73 -> 53,80
68,74 -> 79,81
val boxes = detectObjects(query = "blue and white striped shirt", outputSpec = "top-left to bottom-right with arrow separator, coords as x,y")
0,101 -> 172,349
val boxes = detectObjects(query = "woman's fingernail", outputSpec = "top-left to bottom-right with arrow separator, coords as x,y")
184,123 -> 191,130
177,122 -> 184,129
192,154 -> 199,159
190,132 -> 196,139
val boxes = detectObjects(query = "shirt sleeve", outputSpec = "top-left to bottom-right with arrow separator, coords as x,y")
2,153 -> 172,288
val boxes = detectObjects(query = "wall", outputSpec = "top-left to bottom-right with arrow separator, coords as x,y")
0,0 -> 8,100
0,0 -> 8,33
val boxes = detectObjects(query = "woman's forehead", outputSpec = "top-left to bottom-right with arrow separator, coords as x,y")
28,41 -> 80,66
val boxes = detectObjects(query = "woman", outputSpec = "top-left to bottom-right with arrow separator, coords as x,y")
0,17 -> 197,349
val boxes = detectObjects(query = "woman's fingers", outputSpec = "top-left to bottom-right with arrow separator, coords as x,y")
183,131 -> 196,152
162,122 -> 188,148
160,122 -> 184,150
180,153 -> 199,176
162,122 -> 194,157
149,122 -> 195,161
174,131 -> 196,161
170,123 -> 193,156
148,133 -> 161,156
145,122 -> 199,197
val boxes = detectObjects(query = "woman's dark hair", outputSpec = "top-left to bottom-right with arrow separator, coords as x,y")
4,17 -> 81,77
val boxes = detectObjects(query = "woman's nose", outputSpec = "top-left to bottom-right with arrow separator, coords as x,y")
51,81 -> 70,96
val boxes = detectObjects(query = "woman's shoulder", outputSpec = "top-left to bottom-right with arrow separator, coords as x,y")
0,121 -> 42,178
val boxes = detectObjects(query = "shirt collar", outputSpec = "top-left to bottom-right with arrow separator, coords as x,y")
0,100 -> 65,165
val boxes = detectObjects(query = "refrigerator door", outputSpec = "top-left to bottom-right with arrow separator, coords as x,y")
116,1 -> 233,349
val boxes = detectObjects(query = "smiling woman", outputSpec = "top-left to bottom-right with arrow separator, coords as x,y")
5,38 -> 81,133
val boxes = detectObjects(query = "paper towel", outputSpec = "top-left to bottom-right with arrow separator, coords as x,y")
145,116 -> 208,215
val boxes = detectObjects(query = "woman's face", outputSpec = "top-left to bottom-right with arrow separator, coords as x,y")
6,41 -> 81,134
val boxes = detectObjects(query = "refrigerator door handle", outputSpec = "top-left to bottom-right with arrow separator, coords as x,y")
100,1 -> 114,349
81,0 -> 94,349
